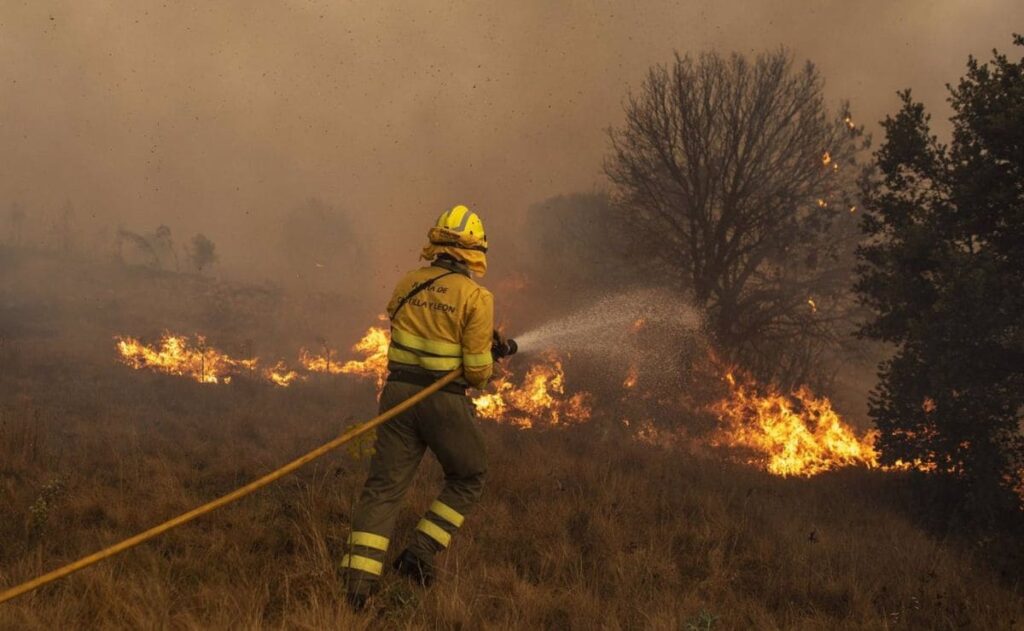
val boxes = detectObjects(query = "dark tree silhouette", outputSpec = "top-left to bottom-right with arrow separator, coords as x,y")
114,225 -> 179,270
605,49 -> 865,385
151,225 -> 178,271
856,36 -> 1024,521
188,233 -> 218,273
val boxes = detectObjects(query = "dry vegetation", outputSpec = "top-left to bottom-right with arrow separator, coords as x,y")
2,250 -> 1022,630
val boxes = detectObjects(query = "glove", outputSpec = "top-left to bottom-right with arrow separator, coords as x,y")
491,330 -> 518,360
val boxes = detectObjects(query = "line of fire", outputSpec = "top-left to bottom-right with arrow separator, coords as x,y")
114,323 -> 936,480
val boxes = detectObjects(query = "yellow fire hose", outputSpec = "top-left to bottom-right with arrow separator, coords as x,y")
0,369 -> 463,606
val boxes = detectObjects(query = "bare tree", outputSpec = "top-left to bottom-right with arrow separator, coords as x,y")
151,225 -> 178,271
115,228 -> 159,267
113,225 -> 184,271
605,49 -> 866,386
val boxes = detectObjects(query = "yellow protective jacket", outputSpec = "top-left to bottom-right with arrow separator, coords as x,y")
386,259 -> 494,388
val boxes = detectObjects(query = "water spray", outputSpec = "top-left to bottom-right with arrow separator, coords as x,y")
511,289 -> 703,355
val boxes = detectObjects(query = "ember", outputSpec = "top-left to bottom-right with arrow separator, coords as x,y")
623,365 -> 639,389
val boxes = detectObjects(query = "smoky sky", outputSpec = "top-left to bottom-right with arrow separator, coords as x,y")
2,0 -> 1020,286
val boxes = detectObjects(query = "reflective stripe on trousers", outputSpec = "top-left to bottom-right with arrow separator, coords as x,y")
343,381 -> 487,595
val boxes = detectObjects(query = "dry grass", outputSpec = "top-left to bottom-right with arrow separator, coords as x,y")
2,249 -> 1022,629
1,352 -> 1022,630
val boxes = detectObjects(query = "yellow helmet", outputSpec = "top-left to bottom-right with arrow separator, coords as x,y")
432,204 -> 488,252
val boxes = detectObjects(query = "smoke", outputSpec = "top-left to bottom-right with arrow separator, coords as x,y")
1,1 -> 1020,305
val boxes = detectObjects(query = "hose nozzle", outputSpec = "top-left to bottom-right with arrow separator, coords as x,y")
491,332 -> 518,360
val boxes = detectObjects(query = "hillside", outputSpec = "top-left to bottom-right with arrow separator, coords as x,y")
1,250 -> 1022,630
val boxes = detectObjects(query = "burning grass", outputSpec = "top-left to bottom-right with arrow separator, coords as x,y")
115,333 -> 300,387
709,370 -> 941,478
711,371 -> 881,477
115,324 -> 391,391
115,324 -> 933,482
117,326 -> 595,431
472,356 -> 592,429
115,333 -> 258,385
299,325 -> 391,390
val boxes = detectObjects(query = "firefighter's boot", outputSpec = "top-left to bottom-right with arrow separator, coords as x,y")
345,590 -> 371,612
392,549 -> 435,587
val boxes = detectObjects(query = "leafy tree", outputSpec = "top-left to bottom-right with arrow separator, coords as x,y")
856,36 -> 1024,521
188,233 -> 218,273
605,49 -> 866,386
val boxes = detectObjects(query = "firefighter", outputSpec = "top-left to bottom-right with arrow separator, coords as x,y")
342,204 -> 508,610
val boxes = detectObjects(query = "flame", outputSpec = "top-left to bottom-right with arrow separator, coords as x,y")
299,326 -> 390,389
118,327 -> 390,389
807,297 -> 818,313
472,357 -> 592,429
821,151 -> 832,166
817,198 -> 828,208
337,326 -> 391,390
115,333 -> 259,385
844,115 -> 856,130
329,325 -> 595,427
632,318 -> 646,332
298,347 -> 343,374
265,361 -> 302,387
113,318 -> 594,425
711,371 -> 882,477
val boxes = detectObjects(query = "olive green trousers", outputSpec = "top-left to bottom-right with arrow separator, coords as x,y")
342,380 -> 487,595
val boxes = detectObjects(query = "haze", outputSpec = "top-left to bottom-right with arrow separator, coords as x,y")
2,0 -> 1020,290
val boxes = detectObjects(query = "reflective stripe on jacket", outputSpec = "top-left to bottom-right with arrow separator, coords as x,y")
386,262 -> 494,387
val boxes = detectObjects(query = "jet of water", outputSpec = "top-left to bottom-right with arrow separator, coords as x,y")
513,289 -> 704,357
